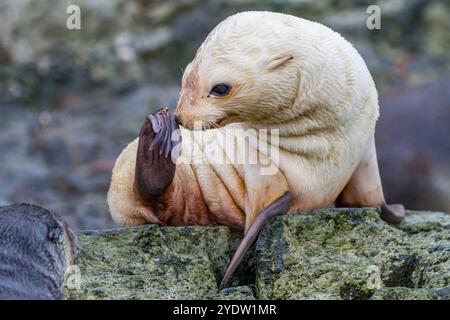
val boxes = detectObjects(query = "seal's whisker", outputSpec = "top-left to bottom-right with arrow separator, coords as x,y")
208,120 -> 227,135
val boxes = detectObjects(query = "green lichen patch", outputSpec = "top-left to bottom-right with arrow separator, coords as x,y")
218,286 -> 255,300
399,211 -> 450,234
65,209 -> 449,300
64,225 -> 254,300
401,212 -> 450,290
255,208 -> 450,300
371,286 -> 450,300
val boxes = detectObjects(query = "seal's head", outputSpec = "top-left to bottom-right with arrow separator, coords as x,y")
175,12 -> 301,130
0,203 -> 80,299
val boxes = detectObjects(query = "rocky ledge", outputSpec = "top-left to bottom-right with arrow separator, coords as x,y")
64,208 -> 449,300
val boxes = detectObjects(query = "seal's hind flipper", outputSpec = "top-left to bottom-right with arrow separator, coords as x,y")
335,135 -> 405,224
219,192 -> 292,290
380,203 -> 405,225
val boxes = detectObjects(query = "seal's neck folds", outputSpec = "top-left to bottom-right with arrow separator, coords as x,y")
241,113 -> 336,161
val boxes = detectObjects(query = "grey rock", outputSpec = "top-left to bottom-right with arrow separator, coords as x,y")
64,208 -> 449,300
370,286 -> 449,300
65,225 -> 255,299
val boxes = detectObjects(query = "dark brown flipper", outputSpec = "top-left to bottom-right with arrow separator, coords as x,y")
219,192 -> 292,290
380,203 -> 405,225
134,108 -> 181,210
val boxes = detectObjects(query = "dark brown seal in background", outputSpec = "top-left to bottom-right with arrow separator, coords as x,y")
377,75 -> 450,214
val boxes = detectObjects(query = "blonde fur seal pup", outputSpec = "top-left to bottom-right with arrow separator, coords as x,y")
107,11 -> 404,288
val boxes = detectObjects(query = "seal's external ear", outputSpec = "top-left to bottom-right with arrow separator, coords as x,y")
266,56 -> 293,70
47,224 -> 64,244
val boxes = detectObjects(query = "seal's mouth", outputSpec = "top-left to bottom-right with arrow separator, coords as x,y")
199,115 -> 239,130
183,117 -> 236,131
216,116 -> 237,127
178,119 -> 220,131
175,111 -> 240,131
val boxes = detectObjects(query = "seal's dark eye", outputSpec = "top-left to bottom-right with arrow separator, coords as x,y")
209,84 -> 231,97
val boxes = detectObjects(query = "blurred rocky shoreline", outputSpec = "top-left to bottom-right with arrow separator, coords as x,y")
0,0 -> 449,230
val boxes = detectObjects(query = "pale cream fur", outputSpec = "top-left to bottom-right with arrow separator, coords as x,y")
108,12 -> 385,230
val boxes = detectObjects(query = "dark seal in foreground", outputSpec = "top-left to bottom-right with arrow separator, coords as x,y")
0,203 -> 80,300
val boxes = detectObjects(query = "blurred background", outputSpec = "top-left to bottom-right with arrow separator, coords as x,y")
0,0 -> 448,230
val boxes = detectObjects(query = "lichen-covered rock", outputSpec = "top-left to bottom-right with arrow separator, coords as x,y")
256,208 -> 399,299
64,225 -> 255,300
255,208 -> 449,300
399,211 -> 450,290
65,208 -> 449,300
370,287 -> 450,300
218,286 -> 255,300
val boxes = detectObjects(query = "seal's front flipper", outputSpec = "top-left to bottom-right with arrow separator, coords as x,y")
134,108 -> 181,208
219,192 -> 292,290
335,136 -> 405,224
